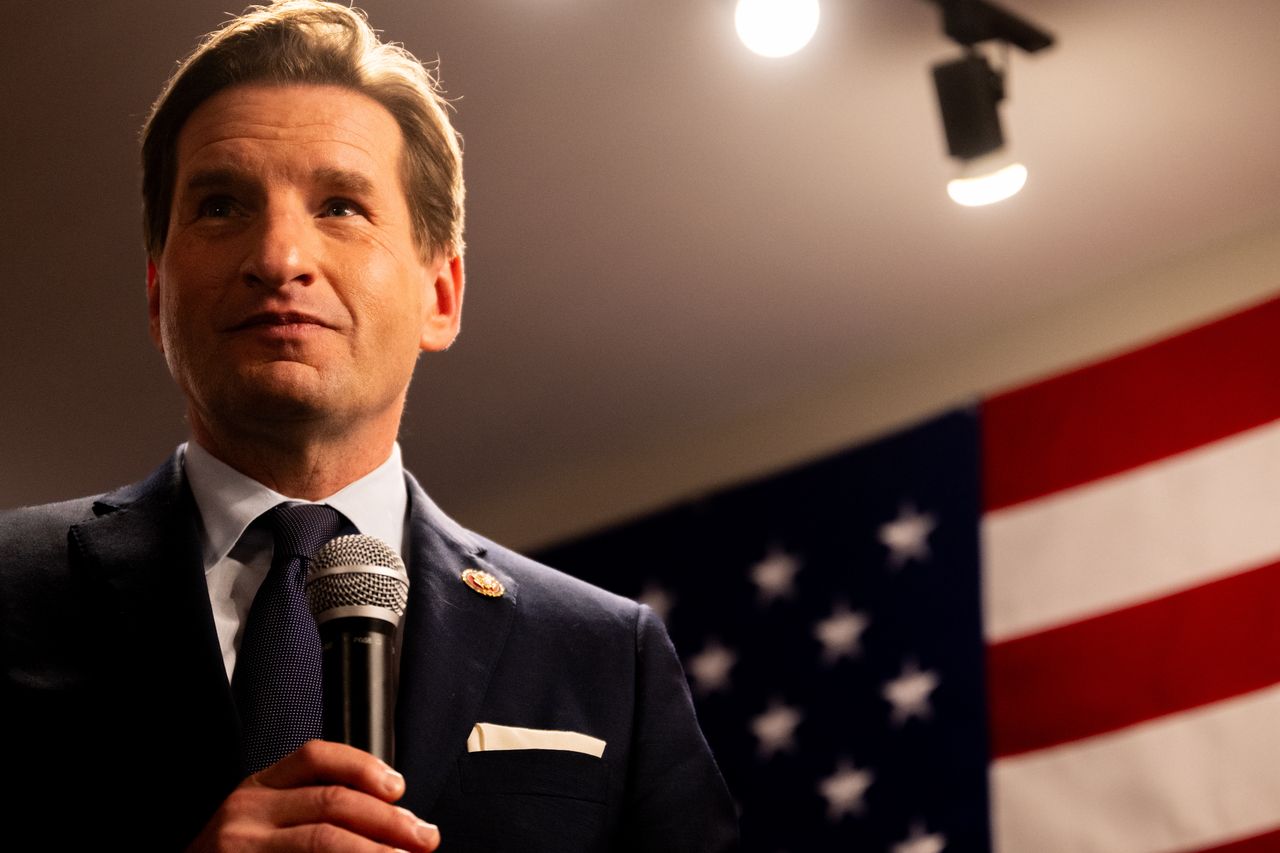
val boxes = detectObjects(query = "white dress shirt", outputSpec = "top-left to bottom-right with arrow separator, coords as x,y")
182,440 -> 409,681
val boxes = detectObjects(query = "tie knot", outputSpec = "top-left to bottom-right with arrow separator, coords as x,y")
267,503 -> 345,563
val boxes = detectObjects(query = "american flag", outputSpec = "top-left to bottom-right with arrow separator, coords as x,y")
537,292 -> 1280,852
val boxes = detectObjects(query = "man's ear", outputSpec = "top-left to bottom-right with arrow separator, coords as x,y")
146,258 -> 165,353
419,254 -> 464,353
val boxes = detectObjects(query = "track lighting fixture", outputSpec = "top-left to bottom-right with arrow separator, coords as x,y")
925,0 -> 1054,206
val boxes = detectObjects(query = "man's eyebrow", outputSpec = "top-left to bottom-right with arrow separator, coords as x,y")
313,167 -> 376,197
180,167 -> 376,196
183,168 -> 245,191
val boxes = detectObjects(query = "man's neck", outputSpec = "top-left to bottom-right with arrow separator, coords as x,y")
189,414 -> 399,501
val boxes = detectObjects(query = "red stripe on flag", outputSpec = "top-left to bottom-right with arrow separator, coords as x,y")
982,294 -> 1280,511
987,557 -> 1280,758
1193,828 -> 1280,853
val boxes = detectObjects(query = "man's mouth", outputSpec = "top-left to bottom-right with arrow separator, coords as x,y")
227,311 -> 331,332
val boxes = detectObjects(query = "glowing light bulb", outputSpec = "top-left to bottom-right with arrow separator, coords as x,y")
947,162 -> 1027,207
735,0 -> 820,58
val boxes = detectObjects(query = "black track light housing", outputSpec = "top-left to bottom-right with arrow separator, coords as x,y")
933,52 -> 1005,160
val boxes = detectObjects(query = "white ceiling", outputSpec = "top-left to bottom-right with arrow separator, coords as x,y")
3,0 -> 1279,542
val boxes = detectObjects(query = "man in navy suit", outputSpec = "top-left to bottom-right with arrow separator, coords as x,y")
0,2 -> 737,850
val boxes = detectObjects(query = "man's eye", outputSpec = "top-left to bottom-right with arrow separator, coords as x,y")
322,199 -> 363,218
197,197 -> 236,218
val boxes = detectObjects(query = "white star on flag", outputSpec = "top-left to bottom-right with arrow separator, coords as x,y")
814,604 -> 870,664
750,699 -> 803,759
750,546 -> 801,605
686,639 -> 737,697
878,503 -> 936,568
636,582 -> 675,623
818,759 -> 874,821
893,822 -> 946,853
883,660 -> 940,726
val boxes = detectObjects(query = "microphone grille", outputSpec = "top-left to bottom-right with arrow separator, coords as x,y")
306,534 -> 409,624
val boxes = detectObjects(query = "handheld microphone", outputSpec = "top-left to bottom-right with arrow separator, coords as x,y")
306,534 -> 409,764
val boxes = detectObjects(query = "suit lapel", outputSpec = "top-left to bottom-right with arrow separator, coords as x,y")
70,453 -> 243,791
395,473 -> 518,815
69,458 -> 520,814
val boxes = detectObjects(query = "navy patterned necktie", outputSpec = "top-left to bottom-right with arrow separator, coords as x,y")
233,503 -> 345,774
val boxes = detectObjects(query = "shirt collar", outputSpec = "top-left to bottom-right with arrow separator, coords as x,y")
182,440 -> 408,571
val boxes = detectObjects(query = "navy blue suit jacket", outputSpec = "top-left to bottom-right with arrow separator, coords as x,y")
0,454 -> 738,851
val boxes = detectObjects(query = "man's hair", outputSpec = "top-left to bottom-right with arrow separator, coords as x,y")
141,0 -> 464,259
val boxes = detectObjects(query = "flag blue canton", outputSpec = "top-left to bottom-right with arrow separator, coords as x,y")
538,408 -> 990,852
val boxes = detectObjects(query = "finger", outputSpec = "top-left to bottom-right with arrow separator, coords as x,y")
269,819 -> 440,853
254,740 -> 406,801
242,786 -> 439,852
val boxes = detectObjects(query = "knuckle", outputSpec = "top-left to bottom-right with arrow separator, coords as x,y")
305,822 -> 345,852
315,783 -> 352,812
295,738 -> 327,764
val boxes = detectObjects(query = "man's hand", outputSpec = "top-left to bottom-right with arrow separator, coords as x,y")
187,741 -> 441,852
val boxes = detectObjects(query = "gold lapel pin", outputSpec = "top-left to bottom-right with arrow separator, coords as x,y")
462,568 -> 505,598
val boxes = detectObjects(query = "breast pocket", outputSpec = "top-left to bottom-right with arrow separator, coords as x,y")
458,749 -> 608,803
446,750 -> 613,852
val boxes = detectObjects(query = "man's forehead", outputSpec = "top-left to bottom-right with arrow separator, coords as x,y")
175,83 -> 404,180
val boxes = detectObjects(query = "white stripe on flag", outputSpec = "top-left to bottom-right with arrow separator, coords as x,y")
984,419 -> 1280,642
991,684 -> 1280,853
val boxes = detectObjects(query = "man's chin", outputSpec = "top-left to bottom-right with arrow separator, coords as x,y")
182,361 -> 403,441
238,362 -> 333,405
202,372 -> 338,429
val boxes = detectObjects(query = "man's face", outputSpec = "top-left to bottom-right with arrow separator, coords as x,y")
148,83 -> 462,444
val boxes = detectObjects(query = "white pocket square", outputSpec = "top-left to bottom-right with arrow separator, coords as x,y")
466,722 -> 606,758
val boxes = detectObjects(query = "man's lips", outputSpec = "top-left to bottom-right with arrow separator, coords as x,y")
226,311 -> 334,332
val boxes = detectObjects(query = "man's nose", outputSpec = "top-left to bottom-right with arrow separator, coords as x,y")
239,208 -> 318,289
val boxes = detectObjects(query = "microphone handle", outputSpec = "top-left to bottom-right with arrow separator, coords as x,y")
319,616 -> 396,764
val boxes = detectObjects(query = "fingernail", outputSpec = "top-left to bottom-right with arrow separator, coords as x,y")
396,806 -> 438,843
415,820 -> 439,843
383,766 -> 406,795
